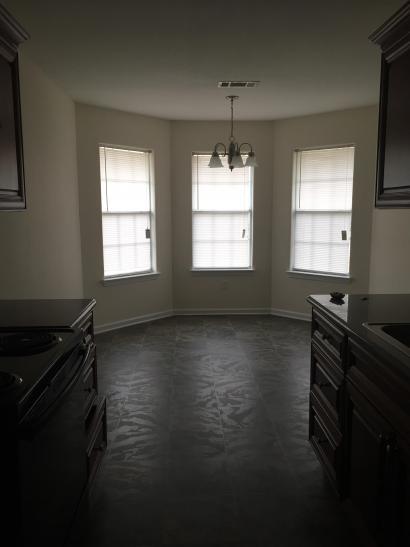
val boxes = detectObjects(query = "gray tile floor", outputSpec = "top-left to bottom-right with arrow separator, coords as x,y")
69,315 -> 359,547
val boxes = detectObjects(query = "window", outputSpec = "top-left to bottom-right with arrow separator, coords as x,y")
99,145 -> 155,278
291,146 -> 354,276
192,153 -> 253,270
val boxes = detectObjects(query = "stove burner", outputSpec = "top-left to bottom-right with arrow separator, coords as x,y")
0,332 -> 61,356
0,371 -> 23,389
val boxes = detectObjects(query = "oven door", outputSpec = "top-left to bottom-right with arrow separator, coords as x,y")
17,341 -> 92,547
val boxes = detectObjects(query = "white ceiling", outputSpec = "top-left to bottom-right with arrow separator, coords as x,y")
5,0 -> 404,121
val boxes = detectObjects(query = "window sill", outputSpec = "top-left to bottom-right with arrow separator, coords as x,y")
191,268 -> 255,274
101,272 -> 160,286
286,270 -> 353,283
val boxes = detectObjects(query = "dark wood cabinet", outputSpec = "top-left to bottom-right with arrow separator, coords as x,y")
370,2 -> 410,207
308,300 -> 410,547
0,5 -> 28,210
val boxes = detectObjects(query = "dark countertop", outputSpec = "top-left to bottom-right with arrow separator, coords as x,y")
307,293 -> 410,371
0,299 -> 96,330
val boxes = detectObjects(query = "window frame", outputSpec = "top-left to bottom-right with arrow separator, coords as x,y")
99,143 -> 157,281
191,152 -> 254,272
289,144 -> 355,280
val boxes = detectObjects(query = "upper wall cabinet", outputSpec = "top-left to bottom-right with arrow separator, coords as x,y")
370,2 -> 410,208
0,4 -> 28,210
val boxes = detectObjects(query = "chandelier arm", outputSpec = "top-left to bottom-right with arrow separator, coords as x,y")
239,142 -> 253,154
214,142 -> 227,156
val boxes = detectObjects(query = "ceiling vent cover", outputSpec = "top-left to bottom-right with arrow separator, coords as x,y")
218,81 -> 260,88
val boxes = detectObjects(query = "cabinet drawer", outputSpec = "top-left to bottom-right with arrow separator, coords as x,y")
312,412 -> 338,470
79,313 -> 94,342
311,345 -> 343,424
86,397 -> 107,483
312,310 -> 346,369
82,347 -> 97,415
310,402 -> 343,493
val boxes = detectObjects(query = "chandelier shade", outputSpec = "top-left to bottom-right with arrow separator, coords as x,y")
245,151 -> 258,167
208,149 -> 224,168
208,95 -> 257,171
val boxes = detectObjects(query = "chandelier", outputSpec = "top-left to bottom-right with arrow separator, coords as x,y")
208,95 -> 258,171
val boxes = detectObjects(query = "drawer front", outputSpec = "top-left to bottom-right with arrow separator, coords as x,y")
312,310 -> 346,368
79,313 -> 94,342
312,412 -> 338,470
311,346 -> 343,423
86,397 -> 107,482
309,401 -> 343,493
82,347 -> 97,415
310,389 -> 343,494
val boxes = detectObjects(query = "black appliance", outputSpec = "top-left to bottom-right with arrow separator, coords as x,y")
0,328 -> 94,547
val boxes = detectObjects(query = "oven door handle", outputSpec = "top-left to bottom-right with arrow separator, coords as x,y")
19,342 -> 92,437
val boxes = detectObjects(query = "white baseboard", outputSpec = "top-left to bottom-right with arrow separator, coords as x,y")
174,307 -> 271,316
94,309 -> 174,334
94,306 -> 310,334
270,307 -> 311,322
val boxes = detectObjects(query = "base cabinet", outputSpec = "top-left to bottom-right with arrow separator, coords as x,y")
308,306 -> 410,547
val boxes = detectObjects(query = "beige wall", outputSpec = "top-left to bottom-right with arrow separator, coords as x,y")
270,106 -> 378,315
75,104 -> 173,327
369,209 -> 410,293
0,56 -> 83,299
171,121 -> 274,311
3,61 -> 396,322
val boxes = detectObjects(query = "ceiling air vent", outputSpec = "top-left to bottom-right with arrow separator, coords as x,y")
218,81 -> 260,88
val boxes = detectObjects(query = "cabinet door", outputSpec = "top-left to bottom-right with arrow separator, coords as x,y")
397,442 -> 410,547
347,384 -> 399,546
0,6 -> 28,210
370,3 -> 410,207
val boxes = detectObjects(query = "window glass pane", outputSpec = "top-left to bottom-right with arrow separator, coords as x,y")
192,155 -> 251,211
292,146 -> 354,275
102,213 -> 151,276
294,211 -> 351,274
192,212 -> 251,269
100,147 -> 150,212
297,147 -> 354,211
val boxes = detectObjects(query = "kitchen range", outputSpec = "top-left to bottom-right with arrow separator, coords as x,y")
0,299 -> 107,547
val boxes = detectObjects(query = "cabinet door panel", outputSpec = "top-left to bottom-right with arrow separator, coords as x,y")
397,443 -> 410,547
348,384 -> 399,546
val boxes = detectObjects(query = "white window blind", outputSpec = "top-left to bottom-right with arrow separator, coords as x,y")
99,145 -> 155,278
192,154 -> 253,269
291,146 -> 354,276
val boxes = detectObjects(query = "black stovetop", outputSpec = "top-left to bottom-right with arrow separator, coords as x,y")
0,328 -> 82,416
0,298 -> 95,329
